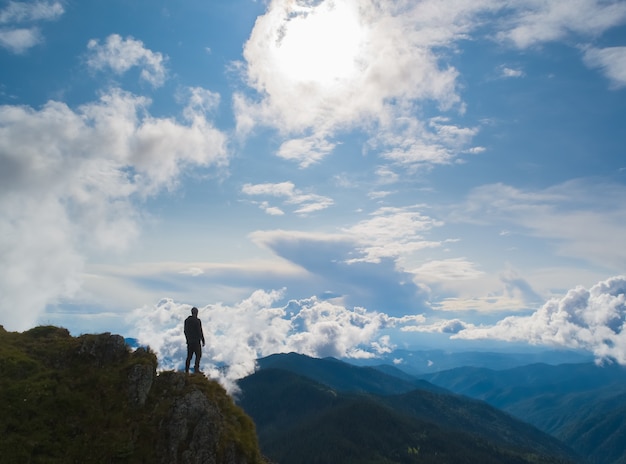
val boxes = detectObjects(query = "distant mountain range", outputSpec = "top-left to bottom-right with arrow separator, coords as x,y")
346,348 -> 593,375
237,353 -> 580,464
419,362 -> 626,464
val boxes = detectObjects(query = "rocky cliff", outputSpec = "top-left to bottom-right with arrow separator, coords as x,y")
0,325 -> 265,464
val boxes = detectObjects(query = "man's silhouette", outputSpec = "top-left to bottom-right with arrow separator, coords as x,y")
184,306 -> 205,374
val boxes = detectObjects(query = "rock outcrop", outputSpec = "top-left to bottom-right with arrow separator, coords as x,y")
0,325 -> 265,464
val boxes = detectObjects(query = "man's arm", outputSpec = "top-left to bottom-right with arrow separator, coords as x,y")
199,320 -> 205,346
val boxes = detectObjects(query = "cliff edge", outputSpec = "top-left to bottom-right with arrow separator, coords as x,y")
0,325 -> 265,464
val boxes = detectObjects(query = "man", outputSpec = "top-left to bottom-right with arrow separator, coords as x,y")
184,306 -> 205,374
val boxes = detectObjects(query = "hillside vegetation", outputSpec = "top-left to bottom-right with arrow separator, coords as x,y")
0,325 -> 265,464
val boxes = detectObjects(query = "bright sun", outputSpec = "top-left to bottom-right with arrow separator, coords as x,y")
273,1 -> 366,86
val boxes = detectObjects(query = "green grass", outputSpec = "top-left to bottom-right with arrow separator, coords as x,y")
0,325 -> 265,464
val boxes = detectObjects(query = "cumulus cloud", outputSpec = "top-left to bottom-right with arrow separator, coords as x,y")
234,0 -> 626,169
235,0 -> 472,166
0,88 -> 228,330
87,34 -> 168,87
128,290 -> 422,392
242,181 -> 334,216
0,0 -> 63,53
454,276 -> 626,364
583,46 -> 626,88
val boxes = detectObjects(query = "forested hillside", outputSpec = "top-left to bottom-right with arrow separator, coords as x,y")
421,362 -> 626,464
237,354 -> 580,464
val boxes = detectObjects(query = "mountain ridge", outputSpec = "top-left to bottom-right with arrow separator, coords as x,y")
238,353 -> 580,463
419,361 -> 626,464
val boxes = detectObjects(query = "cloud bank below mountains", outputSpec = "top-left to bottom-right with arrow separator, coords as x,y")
129,275 -> 626,393
129,290 -> 422,392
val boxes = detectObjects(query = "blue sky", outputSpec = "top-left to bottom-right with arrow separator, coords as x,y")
1,0 -> 626,384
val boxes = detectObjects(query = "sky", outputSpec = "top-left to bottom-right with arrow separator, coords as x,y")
1,0 -> 626,388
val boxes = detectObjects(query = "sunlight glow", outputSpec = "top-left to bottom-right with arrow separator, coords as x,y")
273,1 -> 366,86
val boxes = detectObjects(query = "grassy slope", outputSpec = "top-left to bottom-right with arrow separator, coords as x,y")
0,325 -> 263,464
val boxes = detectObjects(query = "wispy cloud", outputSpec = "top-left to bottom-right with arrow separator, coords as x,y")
583,46 -> 626,88
344,206 -> 445,264
375,117 -> 479,170
242,181 -> 334,216
87,34 -> 168,87
498,0 -> 626,49
411,258 -> 484,281
455,179 -> 626,271
0,0 -> 63,23
249,228 -> 432,315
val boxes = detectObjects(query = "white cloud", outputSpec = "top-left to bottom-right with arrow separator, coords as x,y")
234,0 -> 626,170
260,202 -> 285,216
0,1 -> 64,23
454,275 -> 626,364
373,117 -> 479,170
0,1 -> 63,53
499,66 -> 524,78
499,0 -> 626,49
0,88 -> 228,331
0,26 -> 40,53
183,86 -> 221,117
343,206 -> 445,264
277,136 -> 336,168
180,267 -> 204,277
411,258 -> 485,281
87,34 -> 168,87
403,318 -> 474,335
128,290 -> 423,392
235,0 -> 468,165
242,181 -> 334,216
583,46 -> 626,88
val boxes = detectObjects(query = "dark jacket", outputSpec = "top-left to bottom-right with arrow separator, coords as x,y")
184,316 -> 205,345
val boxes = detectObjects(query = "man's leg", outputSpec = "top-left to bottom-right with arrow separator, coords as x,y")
193,344 -> 202,373
185,344 -> 193,373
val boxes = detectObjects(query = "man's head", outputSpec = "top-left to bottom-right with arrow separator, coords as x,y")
191,307 -> 199,316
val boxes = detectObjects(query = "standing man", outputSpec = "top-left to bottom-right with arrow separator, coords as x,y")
184,306 -> 205,374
